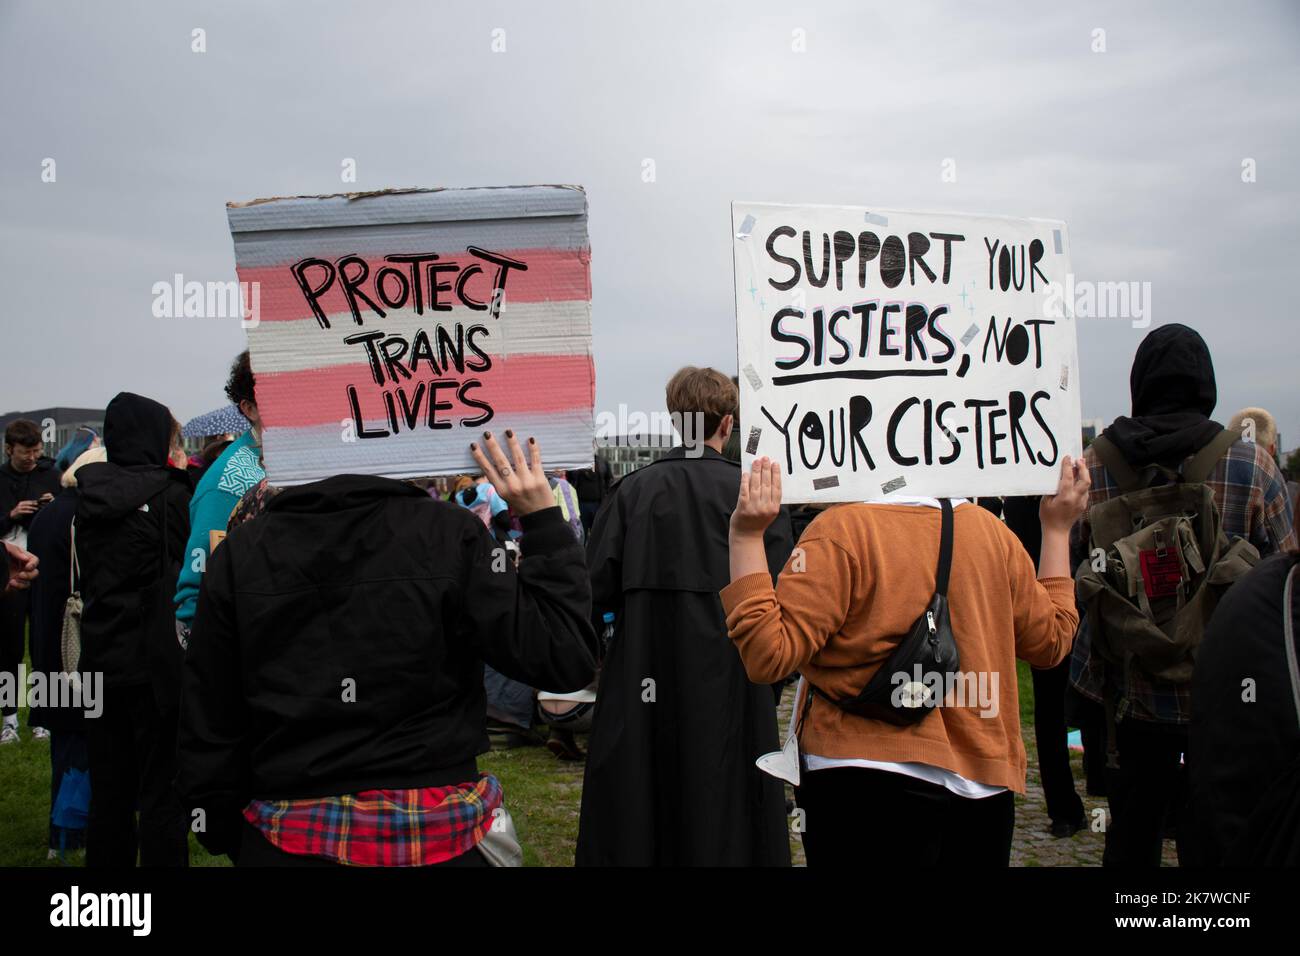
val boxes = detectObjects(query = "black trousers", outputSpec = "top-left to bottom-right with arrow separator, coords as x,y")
1031,658 -> 1086,824
0,588 -> 31,718
795,767 -> 1015,866
85,684 -> 189,867
237,822 -> 490,867
1102,719 -> 1188,867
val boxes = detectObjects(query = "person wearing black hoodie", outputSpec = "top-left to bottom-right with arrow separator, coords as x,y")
75,392 -> 192,867
1068,323 -> 1296,866
0,419 -> 63,742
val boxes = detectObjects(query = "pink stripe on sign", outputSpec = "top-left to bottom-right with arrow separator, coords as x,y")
236,248 -> 591,325
256,353 -> 595,429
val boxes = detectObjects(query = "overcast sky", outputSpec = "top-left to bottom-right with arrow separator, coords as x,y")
2,1 -> 1297,451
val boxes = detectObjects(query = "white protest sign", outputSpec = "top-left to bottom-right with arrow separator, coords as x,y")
732,202 -> 1081,502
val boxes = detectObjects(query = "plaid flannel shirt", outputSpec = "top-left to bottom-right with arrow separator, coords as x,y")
243,773 -> 503,866
1069,438 -> 1297,724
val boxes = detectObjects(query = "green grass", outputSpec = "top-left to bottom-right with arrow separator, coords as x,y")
1,656 -> 1044,867
479,744 -> 586,867
0,648 -> 230,868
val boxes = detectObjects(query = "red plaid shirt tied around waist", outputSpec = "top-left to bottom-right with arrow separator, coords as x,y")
243,774 -> 504,866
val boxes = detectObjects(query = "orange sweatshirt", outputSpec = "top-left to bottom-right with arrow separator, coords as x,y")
721,502 -> 1078,793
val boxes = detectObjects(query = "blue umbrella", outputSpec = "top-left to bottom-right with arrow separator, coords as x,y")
182,404 -> 249,439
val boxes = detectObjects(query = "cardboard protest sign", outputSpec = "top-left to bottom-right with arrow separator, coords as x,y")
226,186 -> 595,485
732,202 -> 1081,502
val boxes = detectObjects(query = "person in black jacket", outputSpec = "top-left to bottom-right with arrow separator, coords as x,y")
176,431 -> 599,866
576,367 -> 794,866
75,392 -> 192,867
1188,549 -> 1300,865
567,448 -> 612,535
27,431 -> 101,853
1,419 -> 63,742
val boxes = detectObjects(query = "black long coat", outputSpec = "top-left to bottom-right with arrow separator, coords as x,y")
576,446 -> 794,866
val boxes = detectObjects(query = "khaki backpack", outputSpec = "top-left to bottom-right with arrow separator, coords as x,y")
1076,429 -> 1259,712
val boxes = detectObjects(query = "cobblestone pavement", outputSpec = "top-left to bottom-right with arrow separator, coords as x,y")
1011,734 -> 1180,866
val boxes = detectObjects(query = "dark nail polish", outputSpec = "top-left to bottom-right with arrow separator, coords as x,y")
505,429 -> 514,439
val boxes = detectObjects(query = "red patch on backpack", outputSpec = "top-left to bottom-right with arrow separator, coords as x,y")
1140,548 -> 1183,599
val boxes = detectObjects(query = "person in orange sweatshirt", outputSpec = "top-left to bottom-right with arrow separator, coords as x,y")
722,456 -> 1090,866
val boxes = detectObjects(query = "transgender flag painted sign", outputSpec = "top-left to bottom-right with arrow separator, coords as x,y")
226,185 -> 595,486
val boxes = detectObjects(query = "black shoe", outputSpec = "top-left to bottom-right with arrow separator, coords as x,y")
545,728 -> 585,761
1050,815 -> 1088,838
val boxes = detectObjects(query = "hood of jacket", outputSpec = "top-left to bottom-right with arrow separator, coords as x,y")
1102,323 -> 1224,467
76,392 -> 179,519
267,473 -> 427,515
103,391 -> 173,469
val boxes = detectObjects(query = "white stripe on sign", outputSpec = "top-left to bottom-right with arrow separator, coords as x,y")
262,411 -> 595,486
247,300 -> 592,374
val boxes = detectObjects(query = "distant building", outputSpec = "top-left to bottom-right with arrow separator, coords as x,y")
0,407 -> 104,459
1081,417 -> 1106,445
599,435 -> 676,480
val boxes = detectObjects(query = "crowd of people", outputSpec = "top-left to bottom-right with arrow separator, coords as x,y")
2,323 -> 1297,867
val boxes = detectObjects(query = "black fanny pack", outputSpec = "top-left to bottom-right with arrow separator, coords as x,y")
809,499 -> 961,726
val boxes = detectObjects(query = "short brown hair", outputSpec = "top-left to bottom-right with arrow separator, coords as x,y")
4,419 -> 42,449
665,366 -> 737,442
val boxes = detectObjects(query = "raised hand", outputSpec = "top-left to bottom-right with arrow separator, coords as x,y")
731,456 -> 782,537
1039,455 -> 1091,533
469,430 -> 555,517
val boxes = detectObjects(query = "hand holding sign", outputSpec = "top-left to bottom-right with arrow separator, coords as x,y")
1039,454 -> 1091,533
470,431 -> 555,516
731,456 -> 783,537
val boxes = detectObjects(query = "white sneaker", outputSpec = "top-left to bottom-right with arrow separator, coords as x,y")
0,725 -> 18,745
31,726 -> 50,740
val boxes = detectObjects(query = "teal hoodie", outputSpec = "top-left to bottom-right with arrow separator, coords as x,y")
173,430 -> 265,625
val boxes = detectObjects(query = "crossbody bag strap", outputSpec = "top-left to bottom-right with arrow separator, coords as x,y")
69,517 -> 79,594
1284,564 -> 1300,730
935,498 -> 954,596
807,497 -> 954,708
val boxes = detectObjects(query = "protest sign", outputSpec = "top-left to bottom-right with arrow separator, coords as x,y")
732,202 -> 1081,502
226,185 -> 595,485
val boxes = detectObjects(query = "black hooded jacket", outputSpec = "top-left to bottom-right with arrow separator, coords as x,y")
0,457 -> 63,538
1102,323 -> 1224,467
176,473 -> 598,854
74,393 -> 191,689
